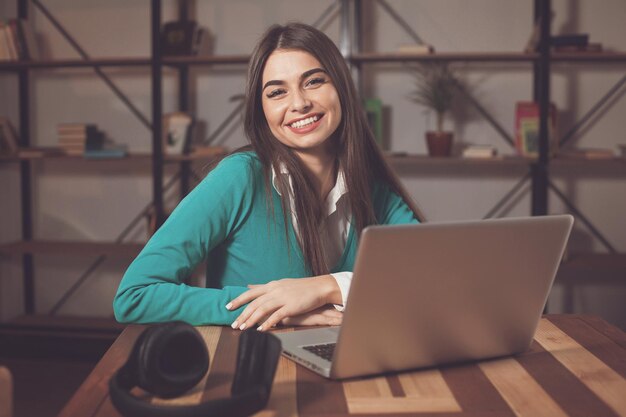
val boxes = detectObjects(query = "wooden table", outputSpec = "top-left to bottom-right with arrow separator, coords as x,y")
59,314 -> 626,417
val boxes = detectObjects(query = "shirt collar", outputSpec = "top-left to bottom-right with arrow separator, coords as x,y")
271,162 -> 348,216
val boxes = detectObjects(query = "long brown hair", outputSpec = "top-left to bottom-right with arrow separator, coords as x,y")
242,22 -> 423,276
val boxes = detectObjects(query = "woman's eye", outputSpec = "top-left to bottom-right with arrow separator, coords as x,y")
306,77 -> 326,87
266,89 -> 285,98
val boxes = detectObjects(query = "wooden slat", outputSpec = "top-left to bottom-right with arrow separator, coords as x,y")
343,371 -> 461,414
479,357 -> 568,417
58,325 -> 143,417
547,316 -> 626,378
516,341 -> 619,417
441,364 -> 516,417
296,365 -> 348,415
534,319 -> 626,416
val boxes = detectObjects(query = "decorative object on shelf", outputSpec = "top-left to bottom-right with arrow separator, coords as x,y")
162,112 -> 193,155
396,43 -> 435,55
17,146 -> 64,158
363,98 -> 384,149
558,148 -> 615,160
462,144 -> 498,159
515,101 -> 558,157
409,63 -> 460,157
0,116 -> 19,154
160,21 -> 211,56
551,33 -> 602,53
57,123 -> 104,155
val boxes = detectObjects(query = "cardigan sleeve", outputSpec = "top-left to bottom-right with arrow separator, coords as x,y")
113,154 -> 256,325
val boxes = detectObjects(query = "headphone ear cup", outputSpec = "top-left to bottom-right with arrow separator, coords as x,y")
231,329 -> 282,397
135,322 -> 209,398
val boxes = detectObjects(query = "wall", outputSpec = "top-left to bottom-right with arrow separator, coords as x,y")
1,0 -> 625,327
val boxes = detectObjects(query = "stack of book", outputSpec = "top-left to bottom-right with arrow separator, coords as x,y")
0,19 -> 39,61
57,123 -> 104,155
462,145 -> 498,159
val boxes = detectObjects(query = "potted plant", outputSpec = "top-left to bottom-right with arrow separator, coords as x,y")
409,63 -> 459,157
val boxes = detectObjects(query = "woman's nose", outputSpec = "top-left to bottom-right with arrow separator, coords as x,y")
290,90 -> 312,113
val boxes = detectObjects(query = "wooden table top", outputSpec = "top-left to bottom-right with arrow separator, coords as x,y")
59,314 -> 626,417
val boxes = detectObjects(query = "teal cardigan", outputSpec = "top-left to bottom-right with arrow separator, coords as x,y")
113,152 -> 418,325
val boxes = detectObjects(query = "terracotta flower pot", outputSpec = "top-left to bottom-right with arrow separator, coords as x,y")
426,131 -> 454,157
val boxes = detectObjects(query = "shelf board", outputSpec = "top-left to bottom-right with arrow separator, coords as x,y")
162,54 -> 250,65
350,52 -> 539,63
0,240 -> 144,257
0,55 -> 250,71
551,52 -> 626,62
2,51 -> 623,72
557,253 -> 626,284
552,157 -> 626,167
387,154 -> 532,166
0,147 -> 227,163
0,57 -> 153,70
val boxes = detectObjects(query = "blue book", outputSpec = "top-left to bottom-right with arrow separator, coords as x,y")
83,145 -> 128,159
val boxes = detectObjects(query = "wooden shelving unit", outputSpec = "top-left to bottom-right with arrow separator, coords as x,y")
1,0 -> 624,336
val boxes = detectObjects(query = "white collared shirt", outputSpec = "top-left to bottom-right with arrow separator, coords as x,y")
271,164 -> 352,311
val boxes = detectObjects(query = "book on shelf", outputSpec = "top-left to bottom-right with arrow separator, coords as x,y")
0,19 -> 39,61
558,148 -> 615,160
363,98 -> 384,149
0,116 -> 19,154
83,144 -> 128,159
462,145 -> 498,159
515,101 -> 558,157
162,112 -> 193,155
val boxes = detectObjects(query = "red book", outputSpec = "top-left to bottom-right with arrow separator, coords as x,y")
515,101 -> 558,157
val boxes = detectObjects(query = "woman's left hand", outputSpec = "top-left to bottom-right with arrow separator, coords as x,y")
226,275 -> 341,331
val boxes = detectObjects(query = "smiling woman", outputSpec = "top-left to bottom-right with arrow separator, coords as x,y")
113,23 -> 424,330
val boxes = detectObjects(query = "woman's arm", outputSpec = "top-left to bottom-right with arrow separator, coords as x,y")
226,184 -> 421,330
113,155 -> 255,325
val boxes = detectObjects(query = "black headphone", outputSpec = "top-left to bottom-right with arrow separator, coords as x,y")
109,321 -> 281,417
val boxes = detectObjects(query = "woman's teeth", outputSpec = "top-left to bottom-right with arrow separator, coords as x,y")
290,115 -> 319,128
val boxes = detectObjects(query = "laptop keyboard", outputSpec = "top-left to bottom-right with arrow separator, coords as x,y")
302,343 -> 336,361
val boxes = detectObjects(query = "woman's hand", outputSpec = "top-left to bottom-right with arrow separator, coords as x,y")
226,275 -> 341,331
280,306 -> 343,327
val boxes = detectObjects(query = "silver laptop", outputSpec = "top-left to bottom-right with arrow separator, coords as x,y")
276,215 -> 574,379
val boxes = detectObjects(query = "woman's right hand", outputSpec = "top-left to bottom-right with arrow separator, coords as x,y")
279,306 -> 343,327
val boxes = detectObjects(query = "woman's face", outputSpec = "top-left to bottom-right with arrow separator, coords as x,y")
261,49 -> 342,158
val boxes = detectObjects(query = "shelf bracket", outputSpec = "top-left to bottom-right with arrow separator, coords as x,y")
31,0 -> 153,131
376,0 -> 426,45
548,180 -> 618,254
49,171 -> 183,315
559,74 -> 626,147
482,171 -> 532,219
